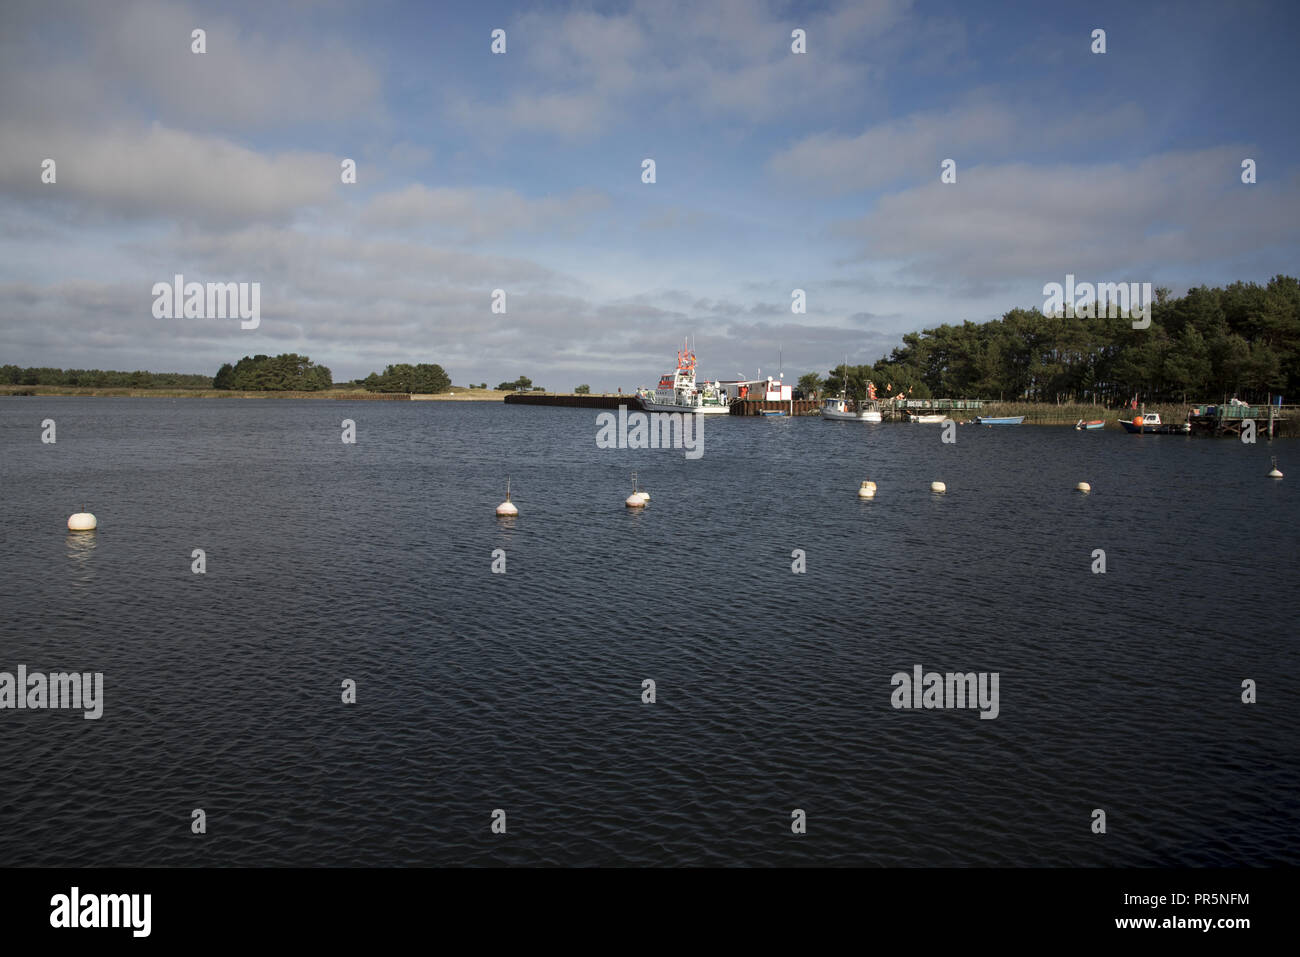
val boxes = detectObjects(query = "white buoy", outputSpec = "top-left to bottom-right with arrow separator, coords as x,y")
1076,482 -> 1091,493
495,479 -> 517,517
858,480 -> 876,499
930,481 -> 946,493
67,510 -> 97,531
1268,457 -> 1283,478
626,472 -> 648,508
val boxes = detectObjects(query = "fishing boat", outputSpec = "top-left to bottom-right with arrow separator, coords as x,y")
1118,412 -> 1190,434
1075,419 -> 1104,430
637,340 -> 731,414
906,412 -> 948,424
820,396 -> 882,422
974,415 -> 1025,426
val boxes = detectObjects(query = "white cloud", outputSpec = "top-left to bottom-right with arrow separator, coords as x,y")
360,184 -> 608,241
769,99 -> 1145,193
0,123 -> 340,225
835,148 -> 1300,284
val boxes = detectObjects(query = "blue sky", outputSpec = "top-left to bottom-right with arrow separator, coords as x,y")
2,0 -> 1298,389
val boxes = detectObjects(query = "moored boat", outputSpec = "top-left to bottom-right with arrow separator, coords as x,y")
637,340 -> 731,414
1075,419 -> 1104,430
820,396 -> 882,422
906,412 -> 948,424
1118,412 -> 1190,434
974,415 -> 1025,426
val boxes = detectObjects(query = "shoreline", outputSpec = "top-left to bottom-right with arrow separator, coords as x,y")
0,385 -> 508,401
3,387 -> 1290,433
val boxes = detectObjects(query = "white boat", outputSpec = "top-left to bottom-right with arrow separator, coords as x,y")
637,341 -> 732,414
907,412 -> 948,423
820,396 -> 881,422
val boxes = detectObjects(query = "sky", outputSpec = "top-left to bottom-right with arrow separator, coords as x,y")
1,0 -> 1298,390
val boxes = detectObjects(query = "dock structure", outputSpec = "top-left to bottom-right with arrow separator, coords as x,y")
503,392 -> 646,410
730,399 -> 820,416
1187,402 -> 1291,437
880,398 -> 984,421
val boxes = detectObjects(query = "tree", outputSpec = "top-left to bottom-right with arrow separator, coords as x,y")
223,354 -> 332,391
574,384 -> 591,394
495,376 -> 533,391
361,362 -> 450,394
797,372 -> 822,398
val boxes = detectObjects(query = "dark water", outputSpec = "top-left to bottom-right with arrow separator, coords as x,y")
1,398 -> 1296,867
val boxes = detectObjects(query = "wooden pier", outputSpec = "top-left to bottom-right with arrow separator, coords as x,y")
731,399 -> 821,416
1187,402 -> 1292,437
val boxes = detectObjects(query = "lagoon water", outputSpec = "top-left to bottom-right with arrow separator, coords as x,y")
1,397 -> 1296,866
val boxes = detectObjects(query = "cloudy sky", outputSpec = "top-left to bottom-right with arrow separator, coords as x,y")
2,0 -> 1298,390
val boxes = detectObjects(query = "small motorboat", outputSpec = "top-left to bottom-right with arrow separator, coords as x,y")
906,412 -> 948,424
1119,413 -> 1190,434
760,410 -> 787,417
974,415 -> 1025,426
1075,419 -> 1104,431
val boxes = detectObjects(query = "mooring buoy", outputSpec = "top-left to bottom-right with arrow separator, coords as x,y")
496,479 -> 517,516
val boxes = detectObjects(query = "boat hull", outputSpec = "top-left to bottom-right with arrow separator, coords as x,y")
1119,420 -> 1190,434
974,416 -> 1025,426
907,414 -> 948,424
640,401 -> 732,414
821,408 -> 882,422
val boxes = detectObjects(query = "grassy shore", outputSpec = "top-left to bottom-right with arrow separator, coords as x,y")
958,401 -> 1188,426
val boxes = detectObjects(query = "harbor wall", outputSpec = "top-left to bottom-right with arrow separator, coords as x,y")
503,392 -> 645,410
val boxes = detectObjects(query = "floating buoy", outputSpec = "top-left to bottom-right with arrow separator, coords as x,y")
495,480 -> 517,517
1076,482 -> 1091,493
1269,458 -> 1283,478
930,481 -> 946,493
858,480 -> 876,499
626,471 -> 648,508
67,510 -> 97,531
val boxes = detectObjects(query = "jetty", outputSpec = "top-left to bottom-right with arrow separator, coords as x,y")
504,392 -> 642,410
1187,401 -> 1291,437
731,399 -> 820,416
880,398 -> 984,421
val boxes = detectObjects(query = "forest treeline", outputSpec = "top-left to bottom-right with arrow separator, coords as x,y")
0,366 -> 213,388
815,275 -> 1299,406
